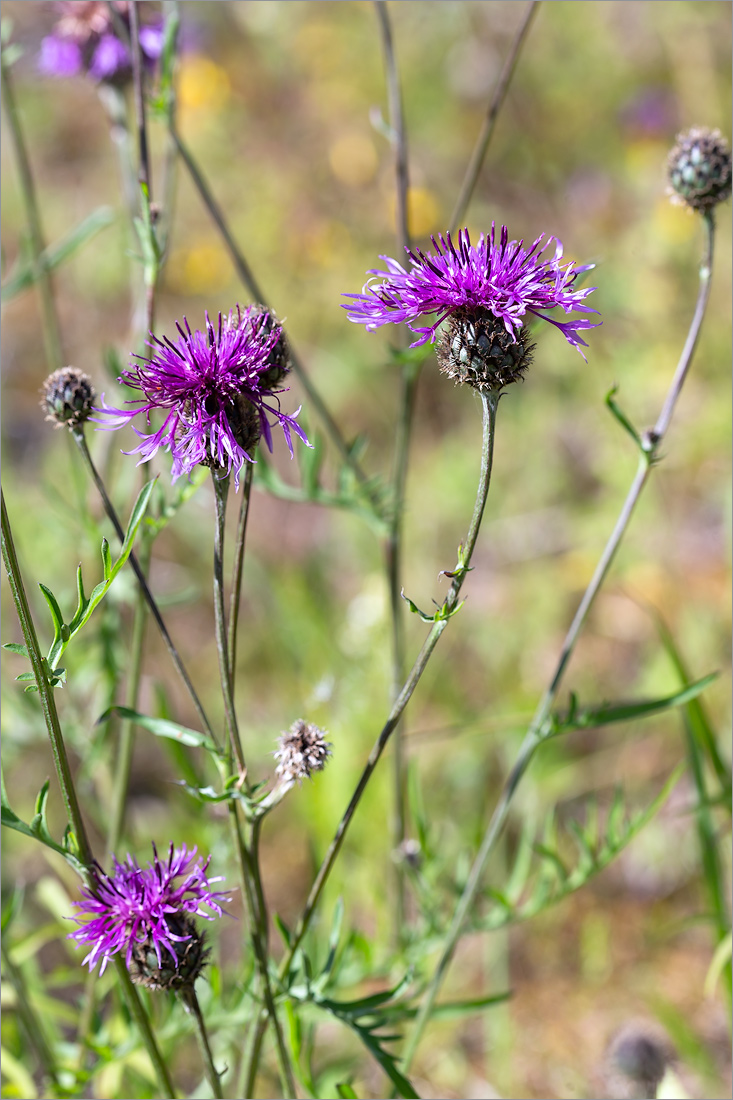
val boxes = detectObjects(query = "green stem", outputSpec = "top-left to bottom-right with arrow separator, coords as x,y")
402,210 -> 717,1071
181,987 -> 224,1099
0,48 -> 64,370
114,958 -> 177,1098
211,472 -> 246,775
280,391 -> 500,978
228,807 -> 298,1098
107,537 -> 151,856
71,427 -> 219,749
375,0 -> 415,944
448,0 -> 540,235
1,491 -> 93,869
228,461 -> 254,687
1,942 -> 60,1090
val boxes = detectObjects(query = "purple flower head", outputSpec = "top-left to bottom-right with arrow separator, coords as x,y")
343,224 -> 600,359
38,1 -> 164,83
96,307 -> 309,488
69,843 -> 230,977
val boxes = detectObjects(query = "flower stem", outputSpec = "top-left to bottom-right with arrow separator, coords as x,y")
0,48 -> 64,371
70,427 -> 218,748
181,987 -> 224,1100
228,461 -> 254,687
211,472 -> 246,775
107,536 -> 151,856
279,391 -> 500,977
402,211 -> 716,1071
113,958 -> 178,1098
448,0 -> 540,235
169,125 -> 381,511
1,491 -> 93,870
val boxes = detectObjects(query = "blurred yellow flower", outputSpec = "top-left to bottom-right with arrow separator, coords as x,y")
389,186 -> 441,238
177,56 -> 231,113
329,133 -> 378,187
167,243 -> 233,296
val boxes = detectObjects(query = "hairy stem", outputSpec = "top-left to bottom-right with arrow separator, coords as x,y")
113,958 -> 178,1098
280,391 -> 500,977
375,0 -> 415,942
1,491 -> 93,869
0,50 -> 64,371
211,472 -> 246,775
449,0 -> 540,235
228,461 -> 254,687
71,428 -> 218,747
403,210 -> 716,1069
181,987 -> 224,1099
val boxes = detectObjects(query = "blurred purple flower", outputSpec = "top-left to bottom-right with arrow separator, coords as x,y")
39,1 -> 164,83
343,224 -> 599,357
69,844 -> 230,976
96,307 -> 309,488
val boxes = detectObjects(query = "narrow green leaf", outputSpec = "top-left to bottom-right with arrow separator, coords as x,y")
605,384 -> 642,447
38,583 -> 64,649
274,912 -> 293,950
550,673 -> 717,736
97,706 -> 219,753
2,642 -> 28,656
1,206 -> 115,302
101,538 -> 112,582
15,672 -> 36,682
336,1084 -> 359,1099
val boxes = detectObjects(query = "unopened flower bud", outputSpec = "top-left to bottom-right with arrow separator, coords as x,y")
667,127 -> 732,213
437,307 -> 535,392
41,367 -> 95,428
274,720 -> 332,787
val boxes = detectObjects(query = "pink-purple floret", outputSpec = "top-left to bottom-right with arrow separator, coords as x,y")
343,224 -> 600,358
69,843 -> 230,975
96,308 -> 309,489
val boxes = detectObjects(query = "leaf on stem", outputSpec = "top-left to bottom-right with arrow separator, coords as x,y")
97,706 -> 220,754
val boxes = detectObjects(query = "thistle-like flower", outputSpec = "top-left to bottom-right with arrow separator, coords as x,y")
343,225 -> 599,390
39,1 -> 163,83
274,720 -> 332,788
667,127 -> 732,213
96,307 -> 309,488
41,366 -> 95,428
69,844 -> 229,992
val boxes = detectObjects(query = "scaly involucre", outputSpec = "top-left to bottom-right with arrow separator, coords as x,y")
343,224 -> 599,356
69,843 -> 230,975
97,307 -> 309,487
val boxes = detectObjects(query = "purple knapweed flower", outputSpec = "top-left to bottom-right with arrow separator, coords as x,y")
343,224 -> 599,360
69,844 -> 230,990
96,307 -> 309,488
39,1 -> 163,83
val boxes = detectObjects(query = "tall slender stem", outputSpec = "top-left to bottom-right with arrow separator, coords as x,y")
2,492 -> 93,870
107,537 -> 151,856
170,126 -> 379,505
211,473 -> 246,774
0,49 -> 64,371
129,0 -> 159,336
375,0 -> 414,941
448,0 -> 540,235
113,958 -> 178,1098
71,428 -> 218,747
403,211 -> 716,1069
228,461 -> 254,686
181,987 -> 224,1099
280,392 -> 500,977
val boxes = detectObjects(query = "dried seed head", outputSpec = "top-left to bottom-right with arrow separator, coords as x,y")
437,308 -> 535,392
128,914 -> 210,994
42,367 -> 95,428
274,720 -> 332,786
667,127 -> 732,213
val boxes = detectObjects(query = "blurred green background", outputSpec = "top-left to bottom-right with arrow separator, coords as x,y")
2,2 -> 731,1097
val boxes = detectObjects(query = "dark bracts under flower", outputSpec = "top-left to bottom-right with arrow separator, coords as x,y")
39,1 -> 163,84
96,307 -> 309,488
343,225 -> 599,382
69,843 -> 229,991
667,127 -> 732,214
42,366 -> 95,427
